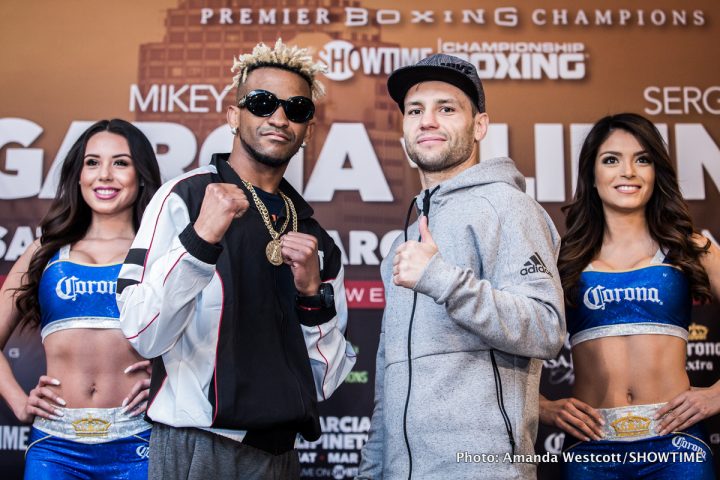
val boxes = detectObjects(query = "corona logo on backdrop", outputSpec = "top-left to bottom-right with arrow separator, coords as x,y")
544,432 -> 565,454
686,322 -> 715,372
543,337 -> 575,385
689,322 -> 709,341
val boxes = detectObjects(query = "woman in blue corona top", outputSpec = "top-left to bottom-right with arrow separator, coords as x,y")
540,113 -> 720,479
0,119 -> 161,479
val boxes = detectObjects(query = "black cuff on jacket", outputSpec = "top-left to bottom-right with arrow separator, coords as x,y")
295,303 -> 337,327
179,223 -> 223,265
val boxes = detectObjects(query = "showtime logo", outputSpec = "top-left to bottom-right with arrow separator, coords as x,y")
319,40 -> 586,81
319,40 -> 433,81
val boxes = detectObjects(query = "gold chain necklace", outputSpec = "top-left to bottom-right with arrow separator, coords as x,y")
241,180 -> 298,266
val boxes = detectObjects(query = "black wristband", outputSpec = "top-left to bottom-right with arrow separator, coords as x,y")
296,283 -> 337,327
179,223 -> 223,265
295,282 -> 334,309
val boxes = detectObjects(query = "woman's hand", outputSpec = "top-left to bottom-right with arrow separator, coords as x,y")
121,360 -> 152,416
540,396 -> 604,441
23,375 -> 66,422
655,386 -> 720,435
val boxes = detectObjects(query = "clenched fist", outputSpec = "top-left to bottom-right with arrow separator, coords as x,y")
281,231 -> 321,296
194,183 -> 249,244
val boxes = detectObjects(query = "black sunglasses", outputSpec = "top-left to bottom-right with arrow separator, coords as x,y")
238,89 -> 315,123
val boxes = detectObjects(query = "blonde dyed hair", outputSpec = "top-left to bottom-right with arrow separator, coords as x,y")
227,38 -> 327,101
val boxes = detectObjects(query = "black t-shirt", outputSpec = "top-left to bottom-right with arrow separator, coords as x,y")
255,187 -> 286,228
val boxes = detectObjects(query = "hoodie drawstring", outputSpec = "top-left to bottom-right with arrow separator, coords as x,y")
491,350 -> 516,459
400,185 -> 516,475
401,186 -> 439,480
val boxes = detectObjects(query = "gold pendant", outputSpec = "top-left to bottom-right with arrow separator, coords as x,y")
266,239 -> 283,266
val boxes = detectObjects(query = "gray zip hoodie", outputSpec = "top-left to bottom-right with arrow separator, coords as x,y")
358,157 -> 566,479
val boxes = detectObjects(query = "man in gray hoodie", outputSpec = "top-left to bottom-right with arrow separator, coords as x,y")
357,54 -> 566,479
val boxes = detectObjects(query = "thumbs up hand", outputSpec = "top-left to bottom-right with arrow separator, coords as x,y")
392,216 -> 439,289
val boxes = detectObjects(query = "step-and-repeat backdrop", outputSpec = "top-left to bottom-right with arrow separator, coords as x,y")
1,0 -> 719,478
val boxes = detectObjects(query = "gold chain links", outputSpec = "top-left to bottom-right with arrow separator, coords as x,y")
241,179 -> 298,265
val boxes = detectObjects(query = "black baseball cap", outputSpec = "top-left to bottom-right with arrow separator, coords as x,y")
387,53 -> 485,113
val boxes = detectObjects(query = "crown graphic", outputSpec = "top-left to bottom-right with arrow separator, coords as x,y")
689,323 -> 709,341
610,414 -> 651,438
71,415 -> 111,437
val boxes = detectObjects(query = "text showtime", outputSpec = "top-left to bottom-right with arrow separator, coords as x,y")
319,40 -> 586,81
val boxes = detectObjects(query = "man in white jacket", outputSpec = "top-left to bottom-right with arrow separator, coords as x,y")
358,54 -> 566,479
117,40 -> 355,479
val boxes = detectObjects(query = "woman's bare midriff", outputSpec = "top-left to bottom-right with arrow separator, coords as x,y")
572,334 -> 689,408
43,329 -> 149,408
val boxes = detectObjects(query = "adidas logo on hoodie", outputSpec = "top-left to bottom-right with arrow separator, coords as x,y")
520,253 -> 553,278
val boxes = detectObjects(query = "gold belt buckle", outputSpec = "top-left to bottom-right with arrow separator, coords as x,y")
610,414 -> 651,438
71,415 -> 112,437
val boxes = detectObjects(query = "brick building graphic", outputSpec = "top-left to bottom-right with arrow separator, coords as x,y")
135,0 -> 424,279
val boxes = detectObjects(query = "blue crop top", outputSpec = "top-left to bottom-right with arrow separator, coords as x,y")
37,245 -> 123,342
567,250 -> 692,347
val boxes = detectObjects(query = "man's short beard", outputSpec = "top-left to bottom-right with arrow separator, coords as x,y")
240,136 -> 297,168
407,138 -> 474,173
405,125 -> 474,173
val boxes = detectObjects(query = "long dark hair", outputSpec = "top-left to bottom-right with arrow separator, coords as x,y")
14,119 -> 161,329
559,113 -> 711,306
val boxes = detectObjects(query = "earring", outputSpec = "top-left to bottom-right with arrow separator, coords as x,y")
230,126 -> 238,136
139,179 -> 145,187
301,142 -> 307,148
